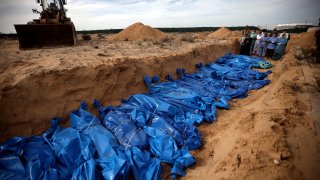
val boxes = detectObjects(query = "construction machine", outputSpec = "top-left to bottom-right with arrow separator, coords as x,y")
14,0 -> 77,49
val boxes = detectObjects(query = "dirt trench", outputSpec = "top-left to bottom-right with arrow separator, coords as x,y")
0,42 -> 239,141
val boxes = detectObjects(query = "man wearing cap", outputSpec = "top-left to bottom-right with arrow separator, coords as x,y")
278,30 -> 290,55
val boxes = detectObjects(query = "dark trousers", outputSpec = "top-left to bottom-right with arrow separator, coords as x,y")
266,48 -> 275,58
240,45 -> 251,55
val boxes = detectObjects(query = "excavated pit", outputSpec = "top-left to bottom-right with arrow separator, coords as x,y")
1,31 -> 320,180
0,37 -> 240,141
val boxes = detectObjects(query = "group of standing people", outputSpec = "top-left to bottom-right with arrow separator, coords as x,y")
240,28 -> 290,60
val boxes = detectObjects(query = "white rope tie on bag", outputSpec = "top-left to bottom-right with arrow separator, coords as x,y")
82,116 -> 96,133
114,117 -> 128,133
125,127 -> 141,150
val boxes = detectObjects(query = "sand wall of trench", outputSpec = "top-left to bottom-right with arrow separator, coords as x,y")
0,42 -> 239,141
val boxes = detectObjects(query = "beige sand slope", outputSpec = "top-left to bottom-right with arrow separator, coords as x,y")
288,31 -> 316,50
111,22 -> 167,41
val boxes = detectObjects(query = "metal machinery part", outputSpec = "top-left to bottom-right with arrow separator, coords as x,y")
14,0 -> 77,49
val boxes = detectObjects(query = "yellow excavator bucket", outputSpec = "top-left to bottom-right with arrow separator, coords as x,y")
14,23 -> 77,49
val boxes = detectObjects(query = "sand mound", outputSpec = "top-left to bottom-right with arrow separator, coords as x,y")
208,27 -> 233,39
232,30 -> 242,37
287,31 -> 316,50
111,22 -> 167,41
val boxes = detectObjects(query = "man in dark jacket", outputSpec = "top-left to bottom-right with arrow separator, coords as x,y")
240,33 -> 252,55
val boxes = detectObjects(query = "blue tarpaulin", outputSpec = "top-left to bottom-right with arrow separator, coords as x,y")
0,54 -> 272,179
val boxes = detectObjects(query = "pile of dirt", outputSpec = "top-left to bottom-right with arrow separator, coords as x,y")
286,31 -> 317,61
287,31 -> 316,50
232,30 -> 243,37
111,22 -> 167,41
208,27 -> 233,39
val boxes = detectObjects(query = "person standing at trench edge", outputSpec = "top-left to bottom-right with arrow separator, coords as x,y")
259,32 -> 268,57
273,33 -> 288,60
240,33 -> 252,55
266,33 -> 278,59
252,30 -> 263,55
278,30 -> 290,54
242,25 -> 250,35
250,30 -> 257,54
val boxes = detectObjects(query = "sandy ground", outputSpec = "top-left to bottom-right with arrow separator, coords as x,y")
0,28 -> 319,179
